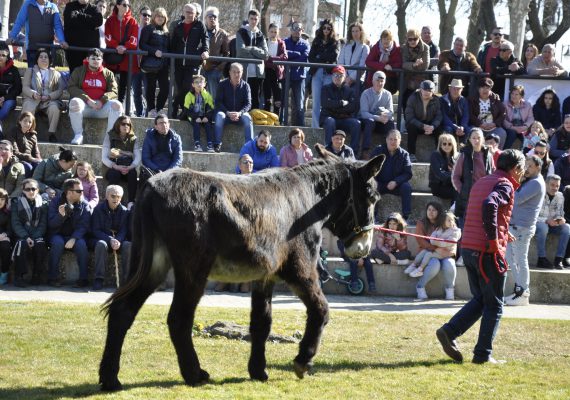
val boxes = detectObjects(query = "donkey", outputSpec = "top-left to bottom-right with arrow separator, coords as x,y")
99,145 -> 385,391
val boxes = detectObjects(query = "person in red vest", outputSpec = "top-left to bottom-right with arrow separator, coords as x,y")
435,148 -> 525,364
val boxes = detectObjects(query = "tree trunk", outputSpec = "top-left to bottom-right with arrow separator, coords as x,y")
466,0 -> 482,54
437,0 -> 459,51
0,0 -> 10,39
239,0 -> 253,26
528,0 -> 546,45
508,0 -> 532,59
528,0 -> 570,50
395,0 -> 411,46
480,0 -> 498,39
260,0 -> 270,35
348,0 -> 369,25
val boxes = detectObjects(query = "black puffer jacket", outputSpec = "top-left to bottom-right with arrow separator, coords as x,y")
0,59 -> 22,100
63,1 -> 103,48
139,24 -> 170,69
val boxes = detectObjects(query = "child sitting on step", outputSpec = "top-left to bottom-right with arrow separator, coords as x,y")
73,161 -> 99,210
405,211 -> 461,277
370,212 -> 411,265
184,75 -> 215,153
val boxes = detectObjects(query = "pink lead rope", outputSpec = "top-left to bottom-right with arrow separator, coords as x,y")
373,226 -> 459,244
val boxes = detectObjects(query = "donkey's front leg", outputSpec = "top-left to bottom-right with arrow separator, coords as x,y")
283,266 -> 330,378
248,280 -> 275,381
168,278 -> 210,386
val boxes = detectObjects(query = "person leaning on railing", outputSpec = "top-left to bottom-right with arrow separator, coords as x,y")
438,37 -> 481,95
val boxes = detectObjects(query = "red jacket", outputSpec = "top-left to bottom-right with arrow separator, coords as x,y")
462,170 -> 519,255
365,40 -> 402,87
265,39 -> 288,80
104,9 -> 139,73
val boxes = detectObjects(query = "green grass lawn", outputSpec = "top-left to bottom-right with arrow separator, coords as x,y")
1,301 -> 569,400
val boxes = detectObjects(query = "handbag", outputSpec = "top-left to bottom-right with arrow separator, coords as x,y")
140,56 -> 163,73
103,25 -> 130,66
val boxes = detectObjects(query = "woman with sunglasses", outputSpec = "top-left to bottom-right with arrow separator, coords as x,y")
104,0 -> 139,105
429,134 -> 458,200
308,19 -> 340,128
102,116 -> 140,208
63,0 -> 104,73
10,179 -> 48,287
400,28 -> 429,109
527,140 -> 554,180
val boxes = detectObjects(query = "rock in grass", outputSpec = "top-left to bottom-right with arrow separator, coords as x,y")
203,321 -> 299,343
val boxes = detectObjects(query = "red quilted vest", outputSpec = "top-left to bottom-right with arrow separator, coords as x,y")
461,170 -> 519,255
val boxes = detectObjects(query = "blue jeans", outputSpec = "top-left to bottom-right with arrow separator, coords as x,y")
0,99 -> 17,124
204,69 -> 223,100
416,257 -> 456,289
214,111 -> 254,145
443,248 -> 506,362
48,235 -> 89,281
288,79 -> 306,127
191,121 -> 215,146
131,72 -> 147,117
311,69 -> 332,128
323,117 -> 361,151
362,119 -> 395,151
535,221 -> 570,258
377,181 -> 412,218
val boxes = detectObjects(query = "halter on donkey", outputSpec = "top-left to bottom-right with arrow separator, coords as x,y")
98,144 -> 385,391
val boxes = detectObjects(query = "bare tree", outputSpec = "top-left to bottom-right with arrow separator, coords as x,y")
437,0 -> 459,51
528,0 -> 570,50
395,0 -> 412,45
466,0 -> 483,53
348,0 -> 369,25
508,0 -> 532,59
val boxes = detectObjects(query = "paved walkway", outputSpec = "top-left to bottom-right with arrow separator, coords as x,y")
1,286 -> 569,320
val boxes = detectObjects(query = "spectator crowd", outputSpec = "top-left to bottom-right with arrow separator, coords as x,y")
0,2 -> 569,306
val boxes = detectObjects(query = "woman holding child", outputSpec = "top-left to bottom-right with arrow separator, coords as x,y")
411,201 -> 459,300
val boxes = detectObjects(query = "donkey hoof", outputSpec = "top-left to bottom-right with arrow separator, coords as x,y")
99,378 -> 123,392
293,360 -> 313,379
184,369 -> 210,387
249,368 -> 269,382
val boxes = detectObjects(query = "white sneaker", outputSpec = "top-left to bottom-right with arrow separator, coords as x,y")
505,290 -> 530,306
372,258 -> 384,265
409,268 -> 424,277
416,287 -> 428,300
403,264 -> 417,274
147,109 -> 158,118
397,259 -> 410,266
456,257 -> 464,267
71,133 -> 83,145
445,288 -> 455,300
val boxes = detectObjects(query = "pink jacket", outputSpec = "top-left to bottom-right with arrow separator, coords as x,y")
80,177 -> 100,210
430,226 -> 462,258
504,99 -> 534,129
279,143 -> 313,168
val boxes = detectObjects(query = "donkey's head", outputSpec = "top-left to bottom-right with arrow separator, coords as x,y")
317,145 -> 385,259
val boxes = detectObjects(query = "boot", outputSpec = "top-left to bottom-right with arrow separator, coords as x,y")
535,257 -> 553,269
416,287 -> 428,300
445,288 -> 455,300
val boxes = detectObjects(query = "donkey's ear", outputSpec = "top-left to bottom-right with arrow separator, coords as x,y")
315,143 -> 332,158
361,154 -> 386,180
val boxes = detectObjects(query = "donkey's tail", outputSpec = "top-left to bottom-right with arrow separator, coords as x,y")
101,183 -> 160,315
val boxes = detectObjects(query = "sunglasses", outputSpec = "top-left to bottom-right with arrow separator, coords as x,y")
441,142 -> 453,147
23,187 -> 38,192
70,189 -> 84,194
141,13 -> 151,17
322,26 -> 332,31
407,37 -> 419,42
332,73 -> 344,78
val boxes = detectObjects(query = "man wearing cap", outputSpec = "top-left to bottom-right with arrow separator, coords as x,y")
469,78 -> 510,149
360,70 -> 395,159
325,130 -> 356,160
440,78 -> 471,144
477,27 -> 504,74
438,37 -> 482,95
490,41 -> 523,100
320,65 -> 361,155
284,22 -> 309,127
203,6 -> 230,99
527,44 -> 568,77
404,80 -> 442,162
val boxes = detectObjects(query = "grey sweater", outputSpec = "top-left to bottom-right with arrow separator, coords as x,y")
359,87 -> 394,120
510,174 -> 546,228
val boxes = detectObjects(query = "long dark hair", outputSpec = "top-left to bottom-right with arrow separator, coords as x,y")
421,201 -> 446,233
315,19 -> 337,43
536,89 -> 561,111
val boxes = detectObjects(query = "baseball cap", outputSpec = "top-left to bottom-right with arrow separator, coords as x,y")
291,22 -> 303,32
373,71 -> 386,80
331,65 -> 346,75
332,130 -> 346,138
420,80 -> 435,91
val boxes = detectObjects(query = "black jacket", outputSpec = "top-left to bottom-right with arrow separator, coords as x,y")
319,82 -> 358,126
308,37 -> 339,75
169,20 -> 209,68
11,195 -> 48,240
91,201 -> 129,244
139,24 -> 170,70
0,60 -> 22,101
63,1 -> 103,48
429,150 -> 455,190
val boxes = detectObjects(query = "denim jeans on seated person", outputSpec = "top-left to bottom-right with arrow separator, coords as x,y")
362,119 -> 395,151
214,111 -> 254,146
191,121 -> 215,147
323,117 -> 361,151
535,221 -> 570,258
416,257 -> 456,289
48,235 -> 89,281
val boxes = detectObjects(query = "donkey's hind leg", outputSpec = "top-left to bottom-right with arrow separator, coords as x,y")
248,280 -> 276,381
99,281 -> 161,391
280,263 -> 329,379
168,275 -> 210,386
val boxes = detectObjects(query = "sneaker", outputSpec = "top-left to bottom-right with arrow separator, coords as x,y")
436,327 -> 463,362
0,271 -> 7,285
48,133 -> 58,143
372,258 -> 384,265
505,289 -> 530,306
147,109 -> 158,118
553,257 -> 565,270
409,154 -> 418,163
445,288 -> 455,300
472,357 -> 506,365
349,280 -> 361,293
194,143 -> 203,152
409,268 -> 424,278
368,282 -> 377,294
535,257 -> 553,269
213,144 -> 222,153
206,144 -> 215,153
403,264 -> 417,274
397,259 -> 410,266
73,279 -> 89,288
416,287 -> 428,300
92,279 -> 104,291
71,133 -> 83,145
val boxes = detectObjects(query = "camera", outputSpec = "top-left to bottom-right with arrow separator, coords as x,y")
64,203 -> 74,216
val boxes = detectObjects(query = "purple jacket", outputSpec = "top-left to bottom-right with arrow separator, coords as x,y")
279,143 -> 313,168
504,99 -> 534,129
